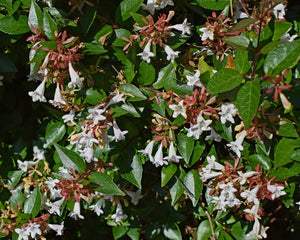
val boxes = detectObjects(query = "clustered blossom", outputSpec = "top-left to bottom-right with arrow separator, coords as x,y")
142,0 -> 174,15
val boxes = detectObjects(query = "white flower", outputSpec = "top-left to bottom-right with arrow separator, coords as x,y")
153,143 -> 168,167
46,197 -> 64,215
212,195 -> 227,211
219,102 -> 238,124
207,155 -> 224,171
90,198 -> 104,216
48,222 -> 64,236
205,129 -> 222,142
267,184 -> 286,200
237,171 -> 258,185
226,132 -> 247,158
169,100 -> 187,119
186,70 -> 203,87
58,167 -> 73,179
247,217 -> 267,239
200,168 -> 222,182
27,223 -> 42,239
107,92 -> 126,107
199,26 -> 214,41
142,0 -> 174,15
86,107 -> 106,126
137,40 -> 155,63
17,160 -> 36,172
111,120 -> 128,142
168,18 -> 192,35
219,182 -> 237,199
186,114 -> 212,140
163,44 -> 180,63
45,177 -> 62,199
124,189 -> 143,205
28,79 -> 47,102
225,195 -> 241,208
15,227 -> 30,240
233,2 -> 248,23
244,203 -> 260,218
62,110 -> 76,126
273,3 -> 286,20
111,203 -> 127,223
163,142 -> 182,163
33,146 -> 45,161
69,201 -> 84,220
295,201 -> 300,210
49,83 -> 66,106
68,62 -> 84,88
80,146 -> 97,163
279,28 -> 298,43
240,186 -> 260,205
139,140 -> 155,161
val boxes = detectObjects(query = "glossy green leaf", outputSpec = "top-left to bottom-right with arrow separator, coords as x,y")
89,172 -> 125,196
7,170 -> 23,187
195,0 -> 230,10
223,35 -> 250,49
234,50 -> 250,74
127,227 -> 140,240
28,0 -> 43,31
43,10 -> 57,40
161,163 -> 177,187
162,222 -> 182,240
177,133 -> 194,165
24,185 -> 41,217
236,79 -> 260,129
1,0 -> 20,16
43,121 -> 66,148
120,0 -> 143,21
260,41 -> 282,55
153,64 -> 176,90
270,166 -> 299,181
197,220 -> 212,240
113,225 -> 128,239
278,118 -> 298,138
85,88 -> 106,105
54,143 -> 86,173
207,68 -> 243,93
0,15 -> 29,34
138,61 -> 155,86
273,21 -> 292,41
8,190 -> 26,207
189,143 -> 205,167
83,42 -> 107,55
291,149 -> 300,162
121,154 -> 143,189
183,169 -> 203,207
170,168 -> 186,205
119,84 -> 147,101
274,138 -> 296,168
230,18 -> 257,32
247,154 -> 272,170
264,40 -> 300,76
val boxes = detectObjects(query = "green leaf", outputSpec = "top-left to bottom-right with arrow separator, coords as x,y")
291,149 -> 300,162
24,185 -> 41,217
119,84 -> 147,101
137,61 -> 155,86
1,0 -> 20,16
170,168 -> 186,205
189,143 -> 205,167
121,154 -> 143,189
83,42 -> 107,55
8,190 -> 26,207
274,138 -> 296,168
230,18 -> 257,32
0,15 -> 29,34
43,121 -> 66,148
43,10 -> 57,40
153,64 -> 176,90
235,79 -> 260,129
273,21 -> 292,41
270,166 -> 299,181
162,222 -> 182,240
120,103 -> 141,117
183,169 -> 203,207
234,50 -> 250,74
197,220 -> 212,240
54,143 -> 86,173
89,172 -> 125,196
247,154 -> 272,170
120,0 -> 143,21
195,0 -> 230,10
223,35 -> 250,49
161,163 -> 177,187
127,227 -> 140,240
84,88 -> 106,105
264,40 -> 300,76
207,68 -> 243,93
177,133 -> 194,165
113,226 -> 128,240
6,170 -> 23,187
278,118 -> 298,138
28,0 -> 43,31
259,41 -> 282,55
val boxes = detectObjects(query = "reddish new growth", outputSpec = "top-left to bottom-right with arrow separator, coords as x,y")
55,169 -> 90,202
122,11 -> 174,51
201,12 -> 241,60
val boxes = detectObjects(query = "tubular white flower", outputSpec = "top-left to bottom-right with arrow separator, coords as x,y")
199,26 -> 214,41
49,83 -> 66,106
169,100 -> 187,119
137,40 -> 155,63
168,18 -> 192,35
240,186 -> 260,205
164,141 -> 182,163
28,79 -> 47,102
206,155 -> 224,171
267,184 -> 286,200
138,140 -> 155,159
90,198 -> 104,216
226,132 -> 247,158
186,115 -> 212,140
273,3 -> 286,20
124,189 -> 143,205
86,107 -> 106,126
247,217 -> 267,239
205,129 -> 222,142
111,203 -> 128,223
186,70 -> 203,87
62,110 -> 76,126
111,120 -> 128,142
237,171 -> 258,185
48,222 -> 64,236
46,197 -> 65,216
69,201 -> 84,220
27,223 -> 42,239
163,44 -> 180,63
153,142 -> 168,167
15,227 -> 30,240
68,62 -> 84,88
219,102 -> 238,124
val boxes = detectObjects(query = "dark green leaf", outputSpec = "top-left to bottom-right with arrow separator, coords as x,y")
291,149 -> 300,162
113,226 -> 128,240
161,163 -> 177,187
85,88 -> 106,105
234,50 -> 250,74
6,170 -> 23,187
137,61 -> 155,86
230,18 -> 257,32
197,220 -> 212,240
153,64 -> 176,90
28,0 -> 43,31
183,169 -> 203,207
264,40 -> 300,76
235,79 -> 260,129
274,138 -> 295,168
273,21 -> 292,41
260,41 -> 282,54
162,222 -> 182,240
119,84 -> 147,101
170,168 -> 186,205
43,10 -> 57,40
195,0 -> 230,10
8,190 -> 26,207
223,35 -> 250,49
24,185 -> 41,217
278,118 -> 298,138
44,121 -> 66,148
120,0 -> 143,21
177,133 -> 194,165
121,154 -> 143,189
207,68 -> 243,93
247,154 -> 272,170
80,4 -> 96,35
83,42 -> 108,55
89,172 -> 125,196
0,15 -> 29,34
54,143 -> 86,173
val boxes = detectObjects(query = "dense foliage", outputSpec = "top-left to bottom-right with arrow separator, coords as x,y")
0,0 -> 300,239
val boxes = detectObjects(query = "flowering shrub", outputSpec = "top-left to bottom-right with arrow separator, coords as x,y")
0,0 -> 300,239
